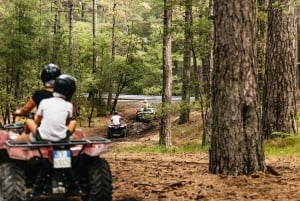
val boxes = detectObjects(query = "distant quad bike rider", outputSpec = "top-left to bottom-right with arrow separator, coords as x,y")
136,99 -> 155,122
15,74 -> 77,142
142,99 -> 150,111
111,111 -> 121,125
108,111 -> 127,138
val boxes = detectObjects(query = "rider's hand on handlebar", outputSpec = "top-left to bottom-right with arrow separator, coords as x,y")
13,110 -> 34,119
14,109 -> 22,116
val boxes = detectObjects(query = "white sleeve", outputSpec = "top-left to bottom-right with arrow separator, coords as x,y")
69,103 -> 73,117
36,100 -> 45,116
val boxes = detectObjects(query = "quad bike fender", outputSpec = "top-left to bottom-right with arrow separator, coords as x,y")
108,123 -> 127,128
3,128 -> 109,160
5,146 -> 51,160
6,144 -> 108,160
80,144 -> 108,157
0,130 -> 9,149
72,129 -> 109,156
5,141 -> 109,161
73,129 -> 86,139
0,129 -> 86,149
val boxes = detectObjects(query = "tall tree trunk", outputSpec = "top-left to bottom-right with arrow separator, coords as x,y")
93,0 -> 98,73
298,7 -> 300,89
86,0 -> 99,128
111,73 -> 132,113
201,57 -> 212,145
209,0 -> 265,175
53,0 -> 62,63
257,0 -> 268,92
262,0 -> 297,138
107,0 -> 117,112
179,0 -> 192,124
159,0 -> 172,147
192,50 -> 200,101
201,0 -> 214,145
122,1 -> 129,35
68,0 -> 74,73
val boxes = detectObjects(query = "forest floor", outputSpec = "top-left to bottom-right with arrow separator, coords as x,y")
78,101 -> 300,201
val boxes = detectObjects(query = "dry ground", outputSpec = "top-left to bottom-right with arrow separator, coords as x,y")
78,103 -> 300,201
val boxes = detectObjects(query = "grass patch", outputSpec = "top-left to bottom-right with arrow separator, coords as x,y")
111,134 -> 300,157
264,134 -> 300,157
111,143 -> 209,154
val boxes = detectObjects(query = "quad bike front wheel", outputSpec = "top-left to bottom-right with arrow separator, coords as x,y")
0,163 -> 26,201
81,157 -> 113,201
107,129 -> 112,139
121,128 -> 128,137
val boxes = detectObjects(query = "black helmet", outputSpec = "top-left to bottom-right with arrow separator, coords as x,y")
54,74 -> 76,101
41,64 -> 61,86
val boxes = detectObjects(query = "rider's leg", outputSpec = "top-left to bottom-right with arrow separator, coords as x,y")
14,133 -> 30,142
14,119 -> 38,142
67,119 -> 77,139
68,119 -> 77,133
25,119 -> 38,134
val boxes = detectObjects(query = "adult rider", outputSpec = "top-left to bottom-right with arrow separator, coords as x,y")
15,63 -> 61,116
14,64 -> 61,134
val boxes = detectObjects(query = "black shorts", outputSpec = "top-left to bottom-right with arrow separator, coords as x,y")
35,130 -> 72,141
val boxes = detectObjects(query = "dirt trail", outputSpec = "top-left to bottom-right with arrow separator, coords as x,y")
102,150 -> 300,201
80,103 -> 300,201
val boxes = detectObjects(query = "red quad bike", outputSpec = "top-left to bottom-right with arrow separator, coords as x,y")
107,123 -> 128,139
0,123 -> 112,201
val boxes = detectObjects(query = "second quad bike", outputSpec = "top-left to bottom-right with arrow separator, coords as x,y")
0,123 -> 112,201
107,123 -> 128,139
136,107 -> 156,123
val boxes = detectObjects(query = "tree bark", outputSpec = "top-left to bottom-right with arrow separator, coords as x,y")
298,6 -> 300,89
159,0 -> 172,147
201,57 -> 212,145
200,0 -> 214,145
209,0 -> 265,175
179,0 -> 192,124
92,0 -> 98,73
257,0 -> 267,91
262,0 -> 297,138
107,0 -> 117,112
68,0 -> 74,73
52,0 -> 62,63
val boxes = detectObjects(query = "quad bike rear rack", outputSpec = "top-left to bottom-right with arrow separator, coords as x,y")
6,137 -> 111,148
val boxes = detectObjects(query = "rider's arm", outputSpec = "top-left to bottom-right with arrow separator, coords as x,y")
34,115 -> 42,126
15,98 -> 36,116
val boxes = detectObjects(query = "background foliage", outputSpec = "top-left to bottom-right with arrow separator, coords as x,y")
0,0 -> 211,123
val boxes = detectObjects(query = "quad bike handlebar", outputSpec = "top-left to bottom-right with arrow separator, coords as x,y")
1,123 -> 24,130
13,112 -> 35,119
0,112 -> 34,131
